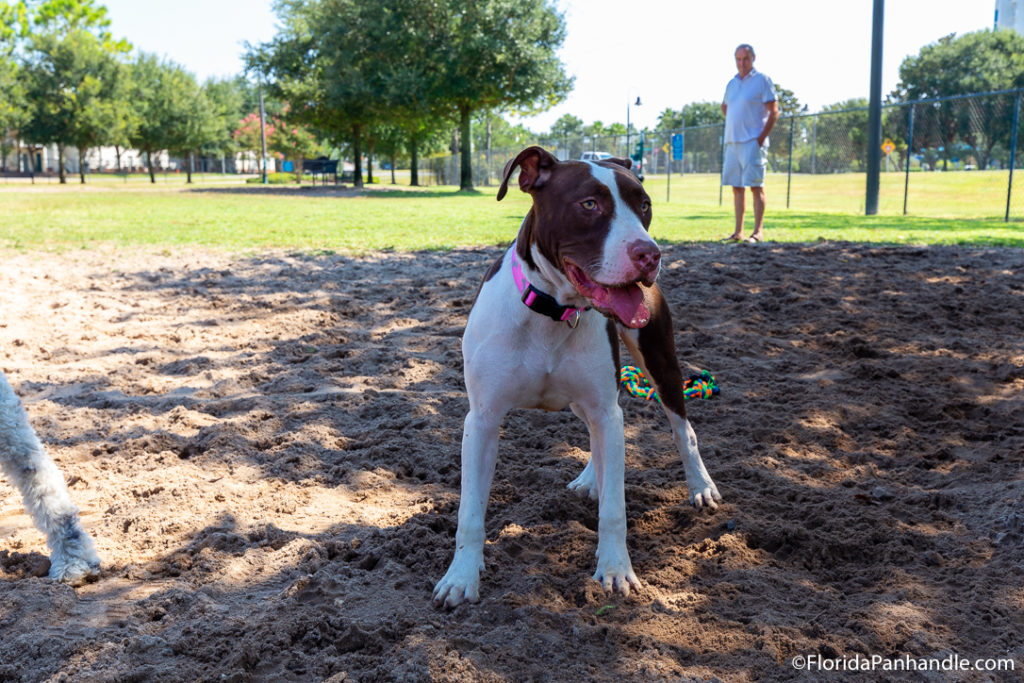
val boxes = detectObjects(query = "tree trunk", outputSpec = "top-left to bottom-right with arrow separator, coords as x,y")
459,105 -> 473,191
390,154 -> 396,184
186,151 -> 193,184
484,117 -> 492,186
366,137 -> 376,184
114,145 -> 123,172
147,150 -> 156,184
296,156 -> 304,184
352,123 -> 363,188
78,146 -> 87,183
410,131 -> 419,186
58,146 -> 66,184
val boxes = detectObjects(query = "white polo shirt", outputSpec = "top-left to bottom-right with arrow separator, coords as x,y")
722,69 -> 777,145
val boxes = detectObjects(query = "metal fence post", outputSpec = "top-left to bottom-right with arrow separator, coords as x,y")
864,0 -> 884,215
810,115 -> 817,174
786,116 -> 795,209
903,103 -> 915,215
719,126 -> 725,207
666,137 -> 671,204
1006,89 -> 1021,223
680,129 -> 685,177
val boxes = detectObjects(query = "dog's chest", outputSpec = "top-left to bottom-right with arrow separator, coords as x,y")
466,300 -> 612,412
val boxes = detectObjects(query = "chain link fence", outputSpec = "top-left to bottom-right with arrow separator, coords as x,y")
429,89 -> 1024,221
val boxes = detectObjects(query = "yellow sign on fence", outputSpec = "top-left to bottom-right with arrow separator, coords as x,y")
881,138 -> 895,155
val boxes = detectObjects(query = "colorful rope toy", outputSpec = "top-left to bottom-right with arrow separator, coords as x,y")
619,366 -> 719,404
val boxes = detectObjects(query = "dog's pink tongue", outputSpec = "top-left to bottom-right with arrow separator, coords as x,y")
608,285 -> 650,328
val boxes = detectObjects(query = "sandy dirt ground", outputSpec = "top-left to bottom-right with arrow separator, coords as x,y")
0,240 -> 1022,682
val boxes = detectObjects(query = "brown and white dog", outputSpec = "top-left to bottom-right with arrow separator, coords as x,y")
433,147 -> 721,607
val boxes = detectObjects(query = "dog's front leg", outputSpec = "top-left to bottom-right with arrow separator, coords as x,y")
433,409 -> 500,608
0,374 -> 100,585
585,402 -> 640,596
619,293 -> 723,510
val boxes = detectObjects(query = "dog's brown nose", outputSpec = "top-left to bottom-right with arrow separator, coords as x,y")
628,240 -> 661,276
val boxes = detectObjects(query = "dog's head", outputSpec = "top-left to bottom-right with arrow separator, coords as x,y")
498,146 -> 660,328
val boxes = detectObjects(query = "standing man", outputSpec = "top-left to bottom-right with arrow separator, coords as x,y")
721,43 -> 779,243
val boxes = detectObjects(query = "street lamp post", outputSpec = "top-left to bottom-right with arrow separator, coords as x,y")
626,96 -> 641,160
259,87 -> 268,184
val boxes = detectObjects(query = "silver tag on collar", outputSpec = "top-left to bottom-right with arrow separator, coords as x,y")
566,309 -> 581,329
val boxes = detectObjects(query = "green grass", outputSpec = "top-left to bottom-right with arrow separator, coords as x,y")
0,170 -> 1021,253
646,169 -> 1024,219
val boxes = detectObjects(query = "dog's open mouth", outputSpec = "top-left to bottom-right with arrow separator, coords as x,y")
564,261 -> 650,328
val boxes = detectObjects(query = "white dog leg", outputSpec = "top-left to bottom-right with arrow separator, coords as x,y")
666,412 -> 721,510
434,409 -> 501,607
0,373 -> 100,585
585,403 -> 640,596
566,403 -> 599,500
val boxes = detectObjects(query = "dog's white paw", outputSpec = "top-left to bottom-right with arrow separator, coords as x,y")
567,462 -> 598,500
433,554 -> 483,608
593,557 -> 641,597
689,477 -> 723,510
48,547 -> 100,586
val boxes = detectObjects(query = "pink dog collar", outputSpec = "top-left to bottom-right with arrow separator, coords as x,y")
510,247 -> 587,328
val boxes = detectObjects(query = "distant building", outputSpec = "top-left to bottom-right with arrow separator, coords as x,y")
1,141 -> 272,177
995,0 -> 1024,33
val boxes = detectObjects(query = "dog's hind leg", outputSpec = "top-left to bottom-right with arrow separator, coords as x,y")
566,403 -> 599,500
0,372 -> 100,584
618,286 -> 722,510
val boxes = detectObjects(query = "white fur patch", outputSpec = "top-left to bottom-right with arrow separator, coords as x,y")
584,162 -> 659,284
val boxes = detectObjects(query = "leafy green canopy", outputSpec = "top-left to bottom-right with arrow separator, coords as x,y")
250,0 -> 571,189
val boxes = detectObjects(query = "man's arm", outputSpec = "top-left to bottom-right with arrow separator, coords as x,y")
757,100 -> 780,147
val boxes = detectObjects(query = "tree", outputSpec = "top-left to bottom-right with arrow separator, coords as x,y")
66,44 -> 128,183
165,81 -> 213,183
0,2 -> 28,170
253,0 -> 570,190
891,30 -> 1024,171
232,112 -> 272,172
893,29 -> 1024,101
28,0 -> 126,48
549,113 -> 583,139
429,0 -> 572,190
22,28 -> 127,182
773,83 -> 801,117
128,54 -> 197,183
249,0 -> 370,186
657,102 -> 723,132
18,0 -> 130,182
269,107 -> 323,182
199,77 -> 247,171
0,57 -> 27,170
814,98 -> 869,172
545,113 -> 584,158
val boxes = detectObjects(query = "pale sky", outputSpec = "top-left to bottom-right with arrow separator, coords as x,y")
102,0 -> 997,131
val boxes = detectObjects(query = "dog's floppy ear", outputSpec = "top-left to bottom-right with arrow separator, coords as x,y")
602,157 -> 633,171
497,146 -> 559,201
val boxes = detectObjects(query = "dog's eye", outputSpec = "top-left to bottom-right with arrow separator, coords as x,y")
580,199 -> 598,211
640,200 -> 651,213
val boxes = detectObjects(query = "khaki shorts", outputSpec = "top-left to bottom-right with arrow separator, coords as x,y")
722,140 -> 766,187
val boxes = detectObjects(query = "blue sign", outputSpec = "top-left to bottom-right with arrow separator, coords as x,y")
282,161 -> 294,172
671,134 -> 683,161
